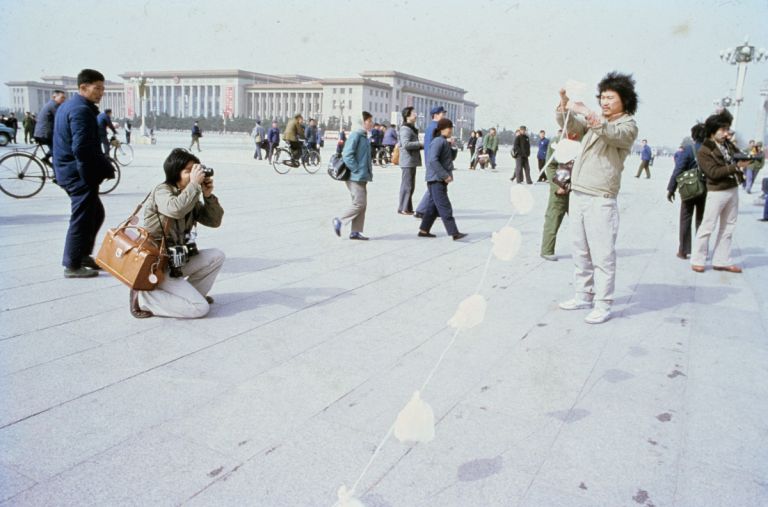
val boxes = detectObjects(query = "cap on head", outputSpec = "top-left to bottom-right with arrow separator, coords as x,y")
430,105 -> 446,116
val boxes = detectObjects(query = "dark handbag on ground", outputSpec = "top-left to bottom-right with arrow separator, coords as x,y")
95,193 -> 168,290
328,153 -> 350,181
676,147 -> 706,201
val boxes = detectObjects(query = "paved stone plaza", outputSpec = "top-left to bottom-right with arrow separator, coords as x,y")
1,132 -> 766,506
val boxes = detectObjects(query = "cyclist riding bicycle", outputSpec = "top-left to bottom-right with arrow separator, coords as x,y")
283,114 -> 305,167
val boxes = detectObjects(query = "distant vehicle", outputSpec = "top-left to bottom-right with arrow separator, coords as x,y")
0,124 -> 13,146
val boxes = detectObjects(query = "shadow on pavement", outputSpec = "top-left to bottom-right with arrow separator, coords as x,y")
210,286 -> 350,317
221,256 -> 312,273
617,283 -> 739,316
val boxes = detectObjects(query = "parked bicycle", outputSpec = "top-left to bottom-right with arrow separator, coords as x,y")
0,143 -> 121,198
110,136 -> 134,166
271,141 -> 319,174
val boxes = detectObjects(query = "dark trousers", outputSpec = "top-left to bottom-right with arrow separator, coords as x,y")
268,142 -> 278,159
24,128 -> 33,144
515,156 -> 532,183
636,160 -> 650,178
100,137 -> 110,156
125,132 -> 131,145
537,158 -> 547,181
398,167 -> 416,213
678,192 -> 706,256
469,147 -> 475,160
62,185 -> 105,269
289,141 -> 302,162
419,181 -> 459,236
489,149 -> 497,168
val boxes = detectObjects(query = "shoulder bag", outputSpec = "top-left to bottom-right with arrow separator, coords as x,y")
95,192 -> 168,290
327,153 -> 350,181
676,146 -> 706,201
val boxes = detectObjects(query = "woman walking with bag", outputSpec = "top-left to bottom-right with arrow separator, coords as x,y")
690,109 -> 750,273
397,107 -> 423,215
666,123 -> 706,259
333,112 -> 374,240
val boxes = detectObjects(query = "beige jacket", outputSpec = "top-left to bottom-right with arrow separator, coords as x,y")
143,181 -> 223,244
556,111 -> 638,198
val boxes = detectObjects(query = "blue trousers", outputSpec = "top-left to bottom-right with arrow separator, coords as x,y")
419,181 -> 459,235
62,185 -> 104,269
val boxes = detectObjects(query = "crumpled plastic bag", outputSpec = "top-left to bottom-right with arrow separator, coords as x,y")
447,294 -> 487,329
509,185 -> 534,214
337,485 -> 365,507
491,227 -> 522,261
553,138 -> 582,164
394,391 -> 435,443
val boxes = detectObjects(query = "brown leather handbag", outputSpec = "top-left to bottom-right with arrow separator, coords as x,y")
95,193 -> 168,290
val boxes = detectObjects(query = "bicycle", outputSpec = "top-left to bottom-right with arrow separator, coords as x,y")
372,145 -> 390,167
0,143 -> 121,198
271,141 -> 318,174
301,144 -> 321,173
110,136 -> 134,166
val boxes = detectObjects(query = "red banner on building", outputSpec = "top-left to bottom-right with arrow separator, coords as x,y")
126,85 -> 135,118
225,86 -> 234,117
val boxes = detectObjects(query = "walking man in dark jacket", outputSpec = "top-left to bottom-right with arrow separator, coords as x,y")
190,121 -> 202,152
417,118 -> 466,240
536,130 -> 550,182
53,69 -> 115,278
414,106 -> 448,217
267,121 -> 280,160
636,139 -> 652,178
513,125 -> 533,184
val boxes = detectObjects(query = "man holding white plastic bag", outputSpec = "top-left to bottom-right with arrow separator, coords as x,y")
555,73 -> 639,324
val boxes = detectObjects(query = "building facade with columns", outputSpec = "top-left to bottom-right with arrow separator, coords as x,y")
6,69 -> 478,131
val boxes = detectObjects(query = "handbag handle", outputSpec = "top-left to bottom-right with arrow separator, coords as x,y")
115,190 -> 170,253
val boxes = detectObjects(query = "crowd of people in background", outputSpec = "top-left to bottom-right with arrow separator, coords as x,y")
6,66 -> 767,325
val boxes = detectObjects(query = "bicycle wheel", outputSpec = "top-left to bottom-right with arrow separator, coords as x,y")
304,151 -> 320,174
0,152 -> 46,198
272,148 -> 293,174
114,143 -> 134,166
99,159 -> 121,195
377,149 -> 390,167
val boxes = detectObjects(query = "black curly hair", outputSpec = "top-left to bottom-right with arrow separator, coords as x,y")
596,72 -> 638,115
703,109 -> 733,138
690,122 -> 706,143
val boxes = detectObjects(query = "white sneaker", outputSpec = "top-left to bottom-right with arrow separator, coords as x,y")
558,298 -> 593,310
584,307 -> 612,324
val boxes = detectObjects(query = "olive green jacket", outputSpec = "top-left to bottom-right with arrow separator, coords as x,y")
143,181 -> 223,244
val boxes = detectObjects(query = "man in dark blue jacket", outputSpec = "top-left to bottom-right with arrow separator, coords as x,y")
536,130 -> 550,182
414,105 -> 447,218
635,139 -> 653,178
267,121 -> 280,160
417,118 -> 466,240
53,68 -> 115,278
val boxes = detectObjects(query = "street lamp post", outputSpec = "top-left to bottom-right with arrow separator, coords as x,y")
129,72 -> 154,138
719,37 -> 767,133
456,116 -> 466,141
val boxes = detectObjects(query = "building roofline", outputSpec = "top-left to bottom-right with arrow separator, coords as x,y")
360,70 -> 466,93
119,69 -> 294,82
319,78 -> 391,89
5,81 -> 62,87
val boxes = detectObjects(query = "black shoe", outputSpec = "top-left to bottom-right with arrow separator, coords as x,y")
64,267 -> 98,278
418,231 -> 436,238
350,232 -> 369,240
452,232 -> 468,241
205,296 -> 214,304
413,212 -> 424,219
130,289 -> 153,318
758,218 -> 768,222
81,256 -> 102,270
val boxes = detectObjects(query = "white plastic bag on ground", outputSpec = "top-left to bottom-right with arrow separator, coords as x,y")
394,391 -> 435,443
447,294 -> 487,329
491,227 -> 522,261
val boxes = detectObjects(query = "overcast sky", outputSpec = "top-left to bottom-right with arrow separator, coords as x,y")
2,0 -> 767,145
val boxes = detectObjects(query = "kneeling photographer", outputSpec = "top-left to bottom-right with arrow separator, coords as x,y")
131,148 -> 225,318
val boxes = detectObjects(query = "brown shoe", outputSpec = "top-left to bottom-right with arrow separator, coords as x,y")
691,265 -> 705,273
130,289 -> 153,318
713,265 -> 742,273
676,252 -> 689,260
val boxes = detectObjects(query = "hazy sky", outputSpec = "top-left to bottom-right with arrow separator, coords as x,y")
2,0 -> 767,145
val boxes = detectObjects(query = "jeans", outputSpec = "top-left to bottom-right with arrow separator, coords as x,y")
62,184 -> 105,269
489,149 -> 497,169
419,181 -> 459,236
398,167 -> 416,213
